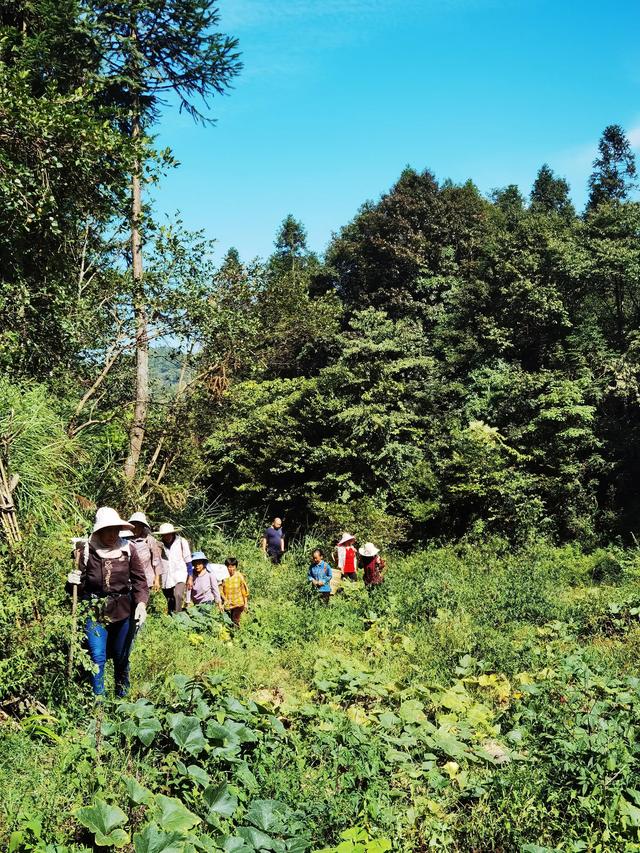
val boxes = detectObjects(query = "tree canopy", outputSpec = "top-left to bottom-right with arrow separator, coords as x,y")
1,4 -> 639,547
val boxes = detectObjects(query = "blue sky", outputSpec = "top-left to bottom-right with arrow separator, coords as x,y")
154,0 -> 640,263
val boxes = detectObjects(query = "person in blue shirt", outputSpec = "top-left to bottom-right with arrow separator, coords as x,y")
262,517 -> 285,565
308,549 -> 332,604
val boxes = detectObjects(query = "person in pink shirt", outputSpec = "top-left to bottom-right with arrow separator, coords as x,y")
190,551 -> 223,610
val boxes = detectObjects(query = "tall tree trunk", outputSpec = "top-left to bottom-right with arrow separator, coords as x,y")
124,109 -> 148,480
615,279 -> 624,347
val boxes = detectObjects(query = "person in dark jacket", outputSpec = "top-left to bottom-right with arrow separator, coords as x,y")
358,542 -> 386,588
68,507 -> 149,698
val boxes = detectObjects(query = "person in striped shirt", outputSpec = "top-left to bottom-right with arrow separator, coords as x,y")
220,557 -> 249,626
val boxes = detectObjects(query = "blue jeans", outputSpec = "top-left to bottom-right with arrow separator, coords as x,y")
85,616 -> 136,696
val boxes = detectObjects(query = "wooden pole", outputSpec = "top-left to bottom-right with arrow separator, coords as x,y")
67,585 -> 78,682
67,550 -> 81,683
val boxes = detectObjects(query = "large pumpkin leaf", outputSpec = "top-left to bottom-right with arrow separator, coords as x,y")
367,840 -> 392,852
397,699 -> 426,725
129,716 -> 163,746
268,716 -> 286,737
221,837 -> 255,852
153,795 -> 201,833
284,838 -> 309,853
196,836 -> 225,852
119,699 -> 162,746
237,825 -> 279,851
285,839 -> 310,853
124,775 -> 155,806
76,799 -> 130,848
244,800 -> 287,833
206,721 -> 232,743
226,721 -> 259,744
212,744 -> 242,763
168,713 -> 207,756
235,762 -> 259,791
187,764 -> 211,788
133,822 -> 187,853
204,783 -> 238,820
429,729 -> 468,759
223,697 -> 250,718
119,698 -> 158,719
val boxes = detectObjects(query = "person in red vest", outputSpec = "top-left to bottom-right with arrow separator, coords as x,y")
335,532 -> 358,581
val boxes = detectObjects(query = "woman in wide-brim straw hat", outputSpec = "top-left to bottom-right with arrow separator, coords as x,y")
155,522 -> 193,615
358,542 -> 385,587
67,507 -> 149,698
334,532 -> 358,582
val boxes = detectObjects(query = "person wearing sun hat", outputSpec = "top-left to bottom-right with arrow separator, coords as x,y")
334,532 -> 358,582
156,522 -> 193,615
358,542 -> 386,587
67,507 -> 149,697
128,511 -> 162,590
190,550 -> 223,609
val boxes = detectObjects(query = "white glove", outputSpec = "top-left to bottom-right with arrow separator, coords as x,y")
134,602 -> 147,626
67,569 -> 81,585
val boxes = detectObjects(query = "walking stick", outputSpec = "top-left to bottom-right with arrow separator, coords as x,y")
67,546 -> 81,683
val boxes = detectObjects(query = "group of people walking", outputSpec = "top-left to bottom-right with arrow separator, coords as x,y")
67,506 -> 249,699
68,509 -> 386,699
308,532 -> 386,603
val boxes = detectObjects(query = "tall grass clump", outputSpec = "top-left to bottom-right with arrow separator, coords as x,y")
0,379 -> 88,536
0,380 -> 92,702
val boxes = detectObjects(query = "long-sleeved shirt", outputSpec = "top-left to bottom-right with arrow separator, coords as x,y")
191,569 -> 222,605
159,535 -> 192,588
308,560 -> 332,592
221,573 -> 249,610
132,533 -> 162,588
76,536 -> 149,623
361,555 -> 385,586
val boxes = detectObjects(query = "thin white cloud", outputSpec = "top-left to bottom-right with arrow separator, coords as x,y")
628,124 -> 640,148
554,121 -> 640,175
546,121 -> 640,207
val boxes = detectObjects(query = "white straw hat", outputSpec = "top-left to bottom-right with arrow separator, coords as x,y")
358,542 -> 379,558
128,511 -> 151,528
92,506 -> 134,535
156,522 -> 180,536
337,532 -> 356,546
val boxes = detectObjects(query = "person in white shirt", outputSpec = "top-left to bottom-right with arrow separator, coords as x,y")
157,522 -> 193,614
208,561 -> 230,584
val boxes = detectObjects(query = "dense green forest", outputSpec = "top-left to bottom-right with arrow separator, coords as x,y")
3,1 -> 640,851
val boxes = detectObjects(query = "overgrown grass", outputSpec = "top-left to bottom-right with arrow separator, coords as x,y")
4,538 -> 640,851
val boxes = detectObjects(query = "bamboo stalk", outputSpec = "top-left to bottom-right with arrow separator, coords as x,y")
0,456 -> 21,545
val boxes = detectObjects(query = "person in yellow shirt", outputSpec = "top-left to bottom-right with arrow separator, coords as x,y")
220,557 -> 249,627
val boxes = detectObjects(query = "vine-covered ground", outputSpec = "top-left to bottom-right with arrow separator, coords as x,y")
3,540 -> 640,851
